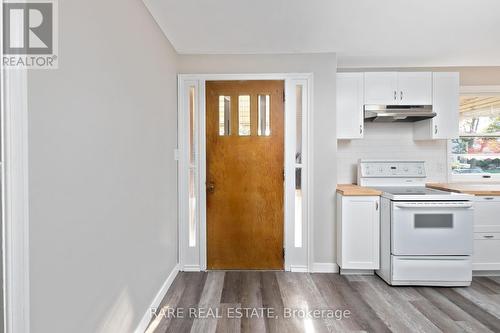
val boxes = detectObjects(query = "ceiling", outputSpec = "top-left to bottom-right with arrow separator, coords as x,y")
143,0 -> 500,68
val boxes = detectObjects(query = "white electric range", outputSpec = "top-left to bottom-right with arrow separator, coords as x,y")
358,160 -> 474,286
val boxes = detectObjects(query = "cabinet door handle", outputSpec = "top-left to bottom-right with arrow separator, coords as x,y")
375,202 -> 379,210
400,91 -> 403,101
359,125 -> 363,134
434,125 -> 438,135
483,197 -> 494,200
394,90 -> 397,100
483,235 -> 494,239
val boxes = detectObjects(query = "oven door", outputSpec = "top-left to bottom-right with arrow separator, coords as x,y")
391,201 -> 474,255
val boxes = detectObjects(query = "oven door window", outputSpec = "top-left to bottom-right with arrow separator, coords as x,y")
414,214 -> 453,228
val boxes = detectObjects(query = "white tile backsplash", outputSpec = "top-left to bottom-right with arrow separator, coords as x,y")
337,122 -> 448,184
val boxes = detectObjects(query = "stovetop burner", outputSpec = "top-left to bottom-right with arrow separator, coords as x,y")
373,187 -> 452,196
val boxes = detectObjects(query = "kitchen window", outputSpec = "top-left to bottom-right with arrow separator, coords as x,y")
449,88 -> 500,182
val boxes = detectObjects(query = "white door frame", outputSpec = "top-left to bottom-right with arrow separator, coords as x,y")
177,73 -> 313,272
2,68 -> 31,333
1,1 -> 30,330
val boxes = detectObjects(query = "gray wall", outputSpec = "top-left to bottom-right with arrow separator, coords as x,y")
27,0 -> 178,332
178,54 -> 338,264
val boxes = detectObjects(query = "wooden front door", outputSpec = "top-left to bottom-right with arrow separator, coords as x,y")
206,80 -> 284,270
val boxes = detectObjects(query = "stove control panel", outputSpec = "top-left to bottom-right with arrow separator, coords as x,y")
358,160 -> 426,178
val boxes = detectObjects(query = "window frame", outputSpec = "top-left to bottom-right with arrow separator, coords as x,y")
448,85 -> 500,183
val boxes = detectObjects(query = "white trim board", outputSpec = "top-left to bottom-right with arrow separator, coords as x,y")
182,265 -> 201,272
312,263 -> 340,273
177,73 -> 313,272
2,3 -> 31,330
289,265 -> 309,273
472,270 -> 500,277
2,68 -> 30,333
135,264 -> 180,333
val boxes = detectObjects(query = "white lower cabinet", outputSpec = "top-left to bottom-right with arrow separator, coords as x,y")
474,233 -> 500,270
473,196 -> 500,271
336,194 -> 380,272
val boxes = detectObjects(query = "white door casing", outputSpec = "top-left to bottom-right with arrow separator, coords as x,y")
177,73 -> 313,272
2,68 -> 30,333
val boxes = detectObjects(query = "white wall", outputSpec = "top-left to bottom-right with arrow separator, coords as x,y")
27,0 -> 178,332
337,123 -> 448,184
178,54 -> 338,265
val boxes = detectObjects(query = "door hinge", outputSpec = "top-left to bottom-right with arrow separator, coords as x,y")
283,91 -> 286,103
283,248 -> 285,259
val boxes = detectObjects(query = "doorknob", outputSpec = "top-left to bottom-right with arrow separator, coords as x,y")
207,182 -> 215,193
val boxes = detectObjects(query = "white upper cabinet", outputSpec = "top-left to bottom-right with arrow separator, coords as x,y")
414,72 -> 459,140
364,72 -> 432,105
364,72 -> 398,105
337,73 -> 364,139
397,72 -> 432,105
431,72 -> 460,139
337,71 -> 459,141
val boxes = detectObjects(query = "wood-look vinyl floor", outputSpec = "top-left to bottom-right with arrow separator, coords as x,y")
146,272 -> 500,333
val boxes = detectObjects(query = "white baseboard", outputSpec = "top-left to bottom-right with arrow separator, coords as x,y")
182,264 -> 201,272
289,265 -> 309,272
339,269 -> 374,275
312,263 -> 339,273
473,263 -> 500,271
473,270 -> 500,277
134,264 -> 180,333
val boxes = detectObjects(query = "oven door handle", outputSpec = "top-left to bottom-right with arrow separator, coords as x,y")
394,203 -> 473,209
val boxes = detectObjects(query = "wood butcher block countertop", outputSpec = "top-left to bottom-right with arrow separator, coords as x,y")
427,183 -> 500,196
336,184 -> 382,196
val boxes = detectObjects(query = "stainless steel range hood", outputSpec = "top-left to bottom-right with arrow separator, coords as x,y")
364,105 -> 435,122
